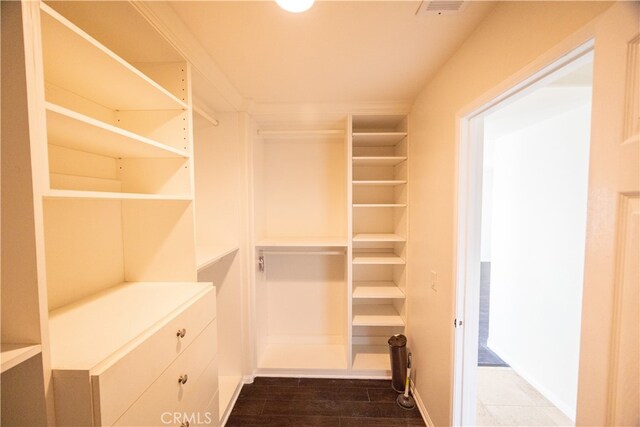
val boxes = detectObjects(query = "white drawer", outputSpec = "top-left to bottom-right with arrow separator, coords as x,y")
92,288 -> 216,426
114,320 -> 218,427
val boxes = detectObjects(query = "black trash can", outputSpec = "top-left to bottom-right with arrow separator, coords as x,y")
388,334 -> 407,393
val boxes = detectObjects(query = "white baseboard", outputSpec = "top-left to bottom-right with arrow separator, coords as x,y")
411,381 -> 435,427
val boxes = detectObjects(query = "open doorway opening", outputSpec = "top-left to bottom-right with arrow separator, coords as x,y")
453,42 -> 595,427
476,56 -> 593,426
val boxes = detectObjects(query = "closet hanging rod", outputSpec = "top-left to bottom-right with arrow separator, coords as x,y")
193,105 -> 219,126
257,129 -> 344,137
259,250 -> 345,256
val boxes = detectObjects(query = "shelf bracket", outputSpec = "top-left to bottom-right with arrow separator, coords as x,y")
258,256 -> 265,272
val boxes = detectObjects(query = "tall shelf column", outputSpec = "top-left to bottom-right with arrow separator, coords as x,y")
349,114 -> 409,373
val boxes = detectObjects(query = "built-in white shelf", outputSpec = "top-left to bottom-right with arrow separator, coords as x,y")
256,237 -> 348,248
352,180 -> 407,186
196,245 -> 239,272
352,156 -> 407,167
41,4 -> 187,111
46,103 -> 188,159
43,189 -> 192,201
353,282 -> 405,299
352,305 -> 405,327
352,132 -> 407,147
1,344 -> 42,374
353,233 -> 406,242
352,253 -> 405,265
48,282 -> 212,370
351,345 -> 390,371
353,204 -> 407,208
258,343 -> 347,370
50,173 -> 122,193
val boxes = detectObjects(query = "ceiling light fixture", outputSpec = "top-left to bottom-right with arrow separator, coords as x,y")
276,0 -> 315,13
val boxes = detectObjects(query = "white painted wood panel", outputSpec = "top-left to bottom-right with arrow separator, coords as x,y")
258,344 -> 347,370
352,345 -> 390,372
92,291 -> 216,426
0,344 -> 42,374
259,135 -> 346,240
353,282 -> 405,299
122,200 -> 197,282
48,283 -> 213,370
113,321 -> 218,427
46,103 -> 188,159
40,4 -> 187,111
352,156 -> 407,167
352,304 -> 405,327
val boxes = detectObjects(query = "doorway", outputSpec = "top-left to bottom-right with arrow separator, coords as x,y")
453,42 -> 594,426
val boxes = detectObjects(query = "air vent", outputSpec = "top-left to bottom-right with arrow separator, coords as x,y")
416,0 -> 467,15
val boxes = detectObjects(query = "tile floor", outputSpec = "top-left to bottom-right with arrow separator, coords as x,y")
477,367 -> 574,426
227,377 -> 425,426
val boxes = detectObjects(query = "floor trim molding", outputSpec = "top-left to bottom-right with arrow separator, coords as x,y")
411,382 -> 435,427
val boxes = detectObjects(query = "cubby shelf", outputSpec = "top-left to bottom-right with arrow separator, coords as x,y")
41,4 -> 187,111
352,156 -> 407,167
352,253 -> 405,265
196,245 -> 239,272
43,189 -> 192,201
353,233 -> 405,242
352,305 -> 404,327
352,132 -> 407,147
1,344 -> 43,374
352,180 -> 406,186
48,282 -> 211,370
351,345 -> 390,371
258,343 -> 347,370
46,103 -> 188,159
353,282 -> 405,299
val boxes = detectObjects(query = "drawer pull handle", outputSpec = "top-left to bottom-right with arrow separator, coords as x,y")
176,328 -> 186,338
178,374 -> 188,385
181,422 -> 190,427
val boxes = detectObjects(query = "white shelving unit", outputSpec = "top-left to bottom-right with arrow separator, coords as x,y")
353,253 -> 406,264
196,245 -> 240,272
43,189 -> 192,201
352,156 -> 407,167
352,304 -> 405,327
353,233 -> 406,242
350,114 -> 409,373
352,180 -> 407,186
40,5 -> 187,111
1,344 -> 43,374
192,108 -> 247,423
353,282 -> 406,299
352,132 -> 408,146
46,103 -> 188,159
2,3 -> 50,424
252,125 -> 349,374
5,2 -> 218,425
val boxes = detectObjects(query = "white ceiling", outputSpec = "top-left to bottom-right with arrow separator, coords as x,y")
167,1 -> 495,106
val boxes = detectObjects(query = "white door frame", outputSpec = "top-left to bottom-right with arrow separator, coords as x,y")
452,40 -> 595,426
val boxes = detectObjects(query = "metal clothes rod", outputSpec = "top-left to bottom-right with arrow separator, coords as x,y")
257,129 -> 344,137
260,250 -> 345,256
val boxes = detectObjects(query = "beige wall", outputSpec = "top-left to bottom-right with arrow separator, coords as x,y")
407,2 -> 612,425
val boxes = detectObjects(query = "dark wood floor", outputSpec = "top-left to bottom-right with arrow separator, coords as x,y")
226,377 -> 426,426
478,262 -> 508,367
